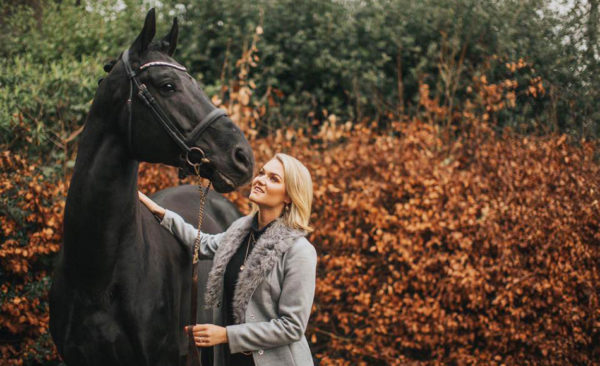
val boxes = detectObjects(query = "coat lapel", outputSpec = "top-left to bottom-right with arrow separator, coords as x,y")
203,215 -> 252,309
203,214 -> 306,324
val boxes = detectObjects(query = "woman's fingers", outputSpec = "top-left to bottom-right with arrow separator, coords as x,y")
192,324 -> 209,332
187,324 -> 210,337
194,335 -> 213,347
185,325 -> 201,332
138,191 -> 149,204
185,324 -> 225,347
195,339 -> 211,347
193,327 -> 209,335
137,191 -> 164,217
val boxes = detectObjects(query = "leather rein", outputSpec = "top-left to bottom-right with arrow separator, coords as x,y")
121,48 -> 214,366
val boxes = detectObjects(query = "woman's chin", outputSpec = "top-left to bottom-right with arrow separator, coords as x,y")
248,194 -> 259,204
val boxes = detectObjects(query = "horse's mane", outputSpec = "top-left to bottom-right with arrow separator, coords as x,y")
98,58 -> 117,85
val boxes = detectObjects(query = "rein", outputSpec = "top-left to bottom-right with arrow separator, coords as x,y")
121,49 -> 216,366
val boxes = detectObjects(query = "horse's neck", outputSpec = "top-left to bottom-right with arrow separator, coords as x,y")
63,105 -> 140,288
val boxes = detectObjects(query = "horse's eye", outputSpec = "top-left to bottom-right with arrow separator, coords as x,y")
162,83 -> 175,92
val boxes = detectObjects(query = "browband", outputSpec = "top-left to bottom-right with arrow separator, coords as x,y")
139,61 -> 187,72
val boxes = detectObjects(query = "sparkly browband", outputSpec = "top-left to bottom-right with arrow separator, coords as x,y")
139,61 -> 187,72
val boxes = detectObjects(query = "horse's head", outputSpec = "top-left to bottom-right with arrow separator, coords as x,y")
101,8 -> 254,193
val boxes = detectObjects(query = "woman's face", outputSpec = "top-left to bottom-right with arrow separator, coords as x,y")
249,159 -> 290,210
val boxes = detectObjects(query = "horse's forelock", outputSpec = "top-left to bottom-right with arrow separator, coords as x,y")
150,40 -> 170,50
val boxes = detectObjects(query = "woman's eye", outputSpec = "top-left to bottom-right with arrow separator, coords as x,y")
161,83 -> 175,92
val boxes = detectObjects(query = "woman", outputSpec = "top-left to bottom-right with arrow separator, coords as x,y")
138,153 -> 317,366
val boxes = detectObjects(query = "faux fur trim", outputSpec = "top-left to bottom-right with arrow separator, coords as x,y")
203,213 -> 306,324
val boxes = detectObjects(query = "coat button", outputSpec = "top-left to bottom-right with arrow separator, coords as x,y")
258,349 -> 264,355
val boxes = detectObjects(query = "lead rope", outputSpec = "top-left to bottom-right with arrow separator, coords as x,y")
187,169 -> 211,366
192,175 -> 211,263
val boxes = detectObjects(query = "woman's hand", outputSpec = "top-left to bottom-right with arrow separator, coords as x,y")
185,324 -> 228,347
137,191 -> 166,219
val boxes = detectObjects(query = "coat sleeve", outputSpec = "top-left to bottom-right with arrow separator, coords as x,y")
159,209 -> 224,259
226,239 -> 317,353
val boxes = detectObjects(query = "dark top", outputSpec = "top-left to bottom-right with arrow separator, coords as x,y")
223,214 -> 275,366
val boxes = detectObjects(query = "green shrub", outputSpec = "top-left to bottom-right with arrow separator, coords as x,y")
0,0 -> 598,161
0,54 -> 97,158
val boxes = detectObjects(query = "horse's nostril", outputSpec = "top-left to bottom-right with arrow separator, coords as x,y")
234,147 -> 250,166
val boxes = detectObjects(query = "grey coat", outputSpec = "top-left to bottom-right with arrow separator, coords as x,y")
160,209 -> 317,366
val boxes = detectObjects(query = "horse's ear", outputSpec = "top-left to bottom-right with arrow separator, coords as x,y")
160,17 -> 179,56
131,8 -> 156,55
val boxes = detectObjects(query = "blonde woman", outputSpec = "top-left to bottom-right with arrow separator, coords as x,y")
138,153 -> 317,366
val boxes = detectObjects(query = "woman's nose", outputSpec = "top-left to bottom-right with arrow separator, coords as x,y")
256,176 -> 266,185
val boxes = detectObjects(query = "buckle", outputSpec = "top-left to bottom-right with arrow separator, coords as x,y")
185,147 -> 210,170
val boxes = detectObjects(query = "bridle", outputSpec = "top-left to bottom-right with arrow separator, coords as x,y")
121,48 -> 227,174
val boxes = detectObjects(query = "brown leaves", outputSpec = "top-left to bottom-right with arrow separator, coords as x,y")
3,74 -> 600,365
1,151 -> 64,363
210,116 -> 600,364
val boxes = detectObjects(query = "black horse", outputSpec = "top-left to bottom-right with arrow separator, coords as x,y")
49,9 -> 253,366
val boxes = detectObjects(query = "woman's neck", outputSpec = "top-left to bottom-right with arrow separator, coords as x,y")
257,205 -> 284,230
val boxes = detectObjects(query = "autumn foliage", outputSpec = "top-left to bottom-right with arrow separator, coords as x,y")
222,118 -> 600,365
304,122 -> 599,365
1,152 -> 64,365
2,49 -> 600,366
144,59 -> 600,365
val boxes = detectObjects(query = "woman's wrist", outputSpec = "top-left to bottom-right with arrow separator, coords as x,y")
154,206 -> 166,219
221,326 -> 229,344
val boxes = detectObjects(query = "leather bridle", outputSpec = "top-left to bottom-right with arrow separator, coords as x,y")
121,48 -> 227,173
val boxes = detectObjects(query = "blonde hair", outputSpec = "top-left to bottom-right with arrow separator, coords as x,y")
251,153 -> 314,233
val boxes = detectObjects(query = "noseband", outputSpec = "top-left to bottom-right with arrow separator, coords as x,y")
121,48 -> 227,172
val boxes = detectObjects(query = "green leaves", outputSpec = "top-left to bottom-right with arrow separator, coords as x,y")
3,0 -> 598,165
0,54 -> 98,160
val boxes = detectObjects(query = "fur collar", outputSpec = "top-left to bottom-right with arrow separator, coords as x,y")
204,213 -> 306,324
